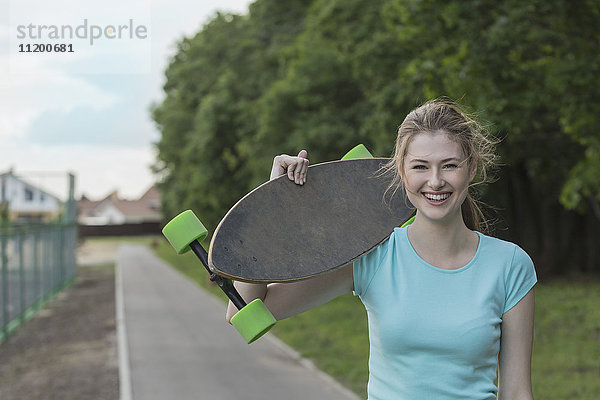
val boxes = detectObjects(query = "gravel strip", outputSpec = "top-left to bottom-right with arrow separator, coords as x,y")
0,264 -> 119,400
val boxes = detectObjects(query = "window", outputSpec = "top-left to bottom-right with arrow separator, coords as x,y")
24,188 -> 34,201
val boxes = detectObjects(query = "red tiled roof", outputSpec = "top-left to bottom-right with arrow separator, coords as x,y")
78,185 -> 161,222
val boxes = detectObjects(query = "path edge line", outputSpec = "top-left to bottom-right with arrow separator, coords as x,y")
116,255 -> 133,400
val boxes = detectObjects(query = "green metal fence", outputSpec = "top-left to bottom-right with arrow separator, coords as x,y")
0,173 -> 78,344
0,222 -> 78,343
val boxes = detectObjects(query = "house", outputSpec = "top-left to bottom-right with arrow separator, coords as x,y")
0,170 -> 62,222
77,185 -> 162,236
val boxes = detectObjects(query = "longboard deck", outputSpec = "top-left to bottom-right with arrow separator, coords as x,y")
208,158 -> 413,283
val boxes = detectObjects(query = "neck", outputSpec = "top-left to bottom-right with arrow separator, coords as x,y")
407,211 -> 475,256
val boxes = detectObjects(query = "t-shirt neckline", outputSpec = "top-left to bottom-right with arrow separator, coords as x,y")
401,227 -> 483,274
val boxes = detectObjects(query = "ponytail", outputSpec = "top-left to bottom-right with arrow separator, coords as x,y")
461,194 -> 487,233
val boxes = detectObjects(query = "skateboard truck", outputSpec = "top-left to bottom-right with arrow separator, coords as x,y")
162,210 -> 277,344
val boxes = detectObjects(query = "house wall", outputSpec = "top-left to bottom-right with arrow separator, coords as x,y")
1,174 -> 62,221
81,203 -> 126,225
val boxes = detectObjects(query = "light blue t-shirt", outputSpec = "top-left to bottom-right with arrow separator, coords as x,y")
353,227 -> 537,400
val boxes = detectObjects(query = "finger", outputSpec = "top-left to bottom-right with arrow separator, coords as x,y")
297,149 -> 308,159
270,155 -> 287,180
295,159 -> 307,185
296,158 -> 309,184
294,162 -> 303,184
287,162 -> 296,181
299,159 -> 309,184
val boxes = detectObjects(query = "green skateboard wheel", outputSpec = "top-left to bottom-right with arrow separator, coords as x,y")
341,144 -> 373,160
230,299 -> 277,344
162,210 -> 208,254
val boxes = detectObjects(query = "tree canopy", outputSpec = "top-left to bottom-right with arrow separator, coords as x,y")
152,0 -> 600,277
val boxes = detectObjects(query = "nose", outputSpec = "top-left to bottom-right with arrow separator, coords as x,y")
428,169 -> 445,190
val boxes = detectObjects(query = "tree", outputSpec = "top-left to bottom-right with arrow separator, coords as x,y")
381,0 -> 600,275
152,2 -> 311,232
153,0 -> 600,276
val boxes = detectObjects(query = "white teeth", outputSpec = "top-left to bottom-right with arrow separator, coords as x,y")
424,193 -> 450,201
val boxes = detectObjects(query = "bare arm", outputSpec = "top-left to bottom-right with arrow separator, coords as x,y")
226,265 -> 354,322
226,150 -> 353,322
497,289 -> 535,400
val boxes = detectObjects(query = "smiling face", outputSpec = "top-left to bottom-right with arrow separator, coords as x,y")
402,130 -> 476,226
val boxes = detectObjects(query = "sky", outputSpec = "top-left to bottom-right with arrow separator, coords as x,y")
1,0 -> 252,201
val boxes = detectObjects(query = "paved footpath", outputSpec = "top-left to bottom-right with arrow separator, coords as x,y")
117,244 -> 360,400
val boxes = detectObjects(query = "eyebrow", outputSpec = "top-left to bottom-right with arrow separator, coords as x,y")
409,157 -> 462,164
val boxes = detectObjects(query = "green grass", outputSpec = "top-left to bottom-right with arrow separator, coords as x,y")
150,236 -> 600,399
531,278 -> 600,399
271,294 -> 369,395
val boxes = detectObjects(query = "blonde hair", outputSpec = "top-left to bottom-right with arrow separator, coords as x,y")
384,98 -> 497,232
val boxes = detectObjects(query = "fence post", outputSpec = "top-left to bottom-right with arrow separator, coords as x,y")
65,173 -> 76,282
1,230 -> 8,340
44,228 -> 50,301
54,226 -> 59,292
34,227 -> 40,306
59,225 -> 65,288
18,231 -> 25,325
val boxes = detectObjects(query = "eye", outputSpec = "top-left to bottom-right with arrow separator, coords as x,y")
443,164 -> 458,169
412,165 -> 427,170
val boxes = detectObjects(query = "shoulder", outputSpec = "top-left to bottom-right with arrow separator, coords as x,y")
353,228 -> 402,297
477,233 -> 537,313
478,232 -> 519,254
365,228 -> 403,259
478,233 -> 532,265
477,233 -> 535,278
355,228 -> 400,270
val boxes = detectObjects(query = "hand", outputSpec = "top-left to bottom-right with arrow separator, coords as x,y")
270,150 -> 309,185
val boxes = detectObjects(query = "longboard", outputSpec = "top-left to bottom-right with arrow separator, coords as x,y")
162,145 -> 414,343
208,158 -> 413,282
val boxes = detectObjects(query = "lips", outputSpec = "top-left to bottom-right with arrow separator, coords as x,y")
423,192 -> 451,203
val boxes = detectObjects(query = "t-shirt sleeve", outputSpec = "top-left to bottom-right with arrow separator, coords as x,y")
503,245 -> 537,314
353,232 -> 394,298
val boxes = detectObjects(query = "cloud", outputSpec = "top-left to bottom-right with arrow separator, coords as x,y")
0,73 -> 119,139
1,139 -> 157,200
1,0 -> 254,200
25,101 -> 155,147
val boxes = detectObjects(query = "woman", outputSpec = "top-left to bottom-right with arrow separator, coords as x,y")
226,99 -> 536,400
